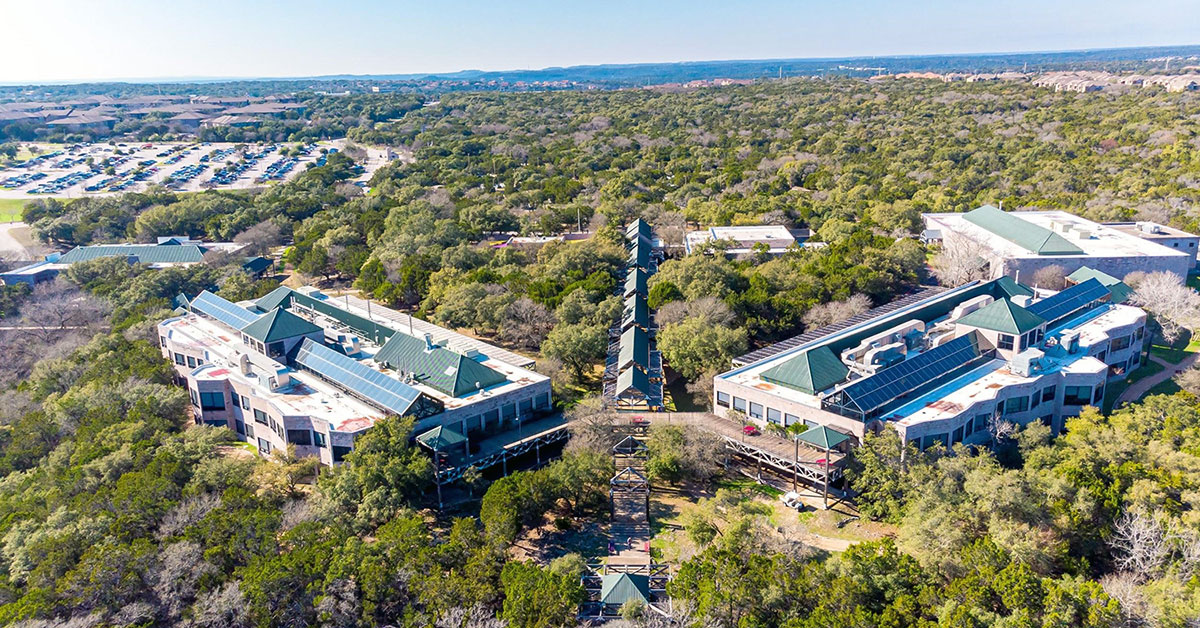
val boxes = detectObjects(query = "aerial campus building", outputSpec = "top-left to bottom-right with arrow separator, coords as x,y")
158,286 -> 553,467
713,269 -> 1147,450
0,236 -> 270,286
922,206 -> 1196,281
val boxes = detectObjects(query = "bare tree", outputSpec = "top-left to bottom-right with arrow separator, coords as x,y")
802,294 -> 872,329
1031,264 -> 1068,291
1099,571 -> 1156,628
156,492 -> 222,540
434,604 -> 507,628
931,231 -> 991,287
233,221 -> 286,257
150,541 -> 217,622
15,280 -> 109,343
315,578 -> 362,628
191,582 -> 251,628
501,297 -> 557,350
1129,272 -> 1200,344
1110,509 -> 1170,582
987,412 -> 1017,444
657,296 -> 736,327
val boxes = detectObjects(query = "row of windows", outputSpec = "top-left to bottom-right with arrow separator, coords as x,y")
998,328 -> 1044,352
174,352 -> 206,369
716,392 -> 817,429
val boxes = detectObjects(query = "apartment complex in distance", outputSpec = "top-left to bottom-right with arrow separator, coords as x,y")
922,206 -> 1194,281
713,270 -> 1146,450
158,286 -> 552,466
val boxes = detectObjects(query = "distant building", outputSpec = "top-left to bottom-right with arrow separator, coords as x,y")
714,273 -> 1147,449
0,238 -> 249,286
923,206 -> 1193,281
684,225 -> 813,256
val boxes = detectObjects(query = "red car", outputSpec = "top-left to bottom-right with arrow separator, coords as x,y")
742,425 -> 760,436
631,416 -> 650,427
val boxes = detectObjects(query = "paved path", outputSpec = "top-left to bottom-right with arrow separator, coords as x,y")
1117,353 -> 1200,406
0,222 -> 31,261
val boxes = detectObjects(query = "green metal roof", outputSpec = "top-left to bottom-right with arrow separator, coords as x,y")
629,241 -> 651,268
373,332 -> 507,398
796,425 -> 850,450
619,326 -> 649,370
241,256 -> 272,274
624,268 -> 648,296
58,243 -> 208,264
962,205 -> 1084,256
760,345 -> 848,395
955,298 -> 1046,335
600,573 -> 651,606
1067,267 -> 1131,303
255,285 -> 295,312
995,275 -> 1035,299
623,295 -> 649,328
239,308 -> 323,344
626,219 -> 652,242
616,367 -> 651,399
416,425 -> 467,450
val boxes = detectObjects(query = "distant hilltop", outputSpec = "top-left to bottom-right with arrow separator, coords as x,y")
871,69 -> 1200,93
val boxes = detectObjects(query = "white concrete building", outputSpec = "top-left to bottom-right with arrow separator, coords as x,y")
923,206 -> 1193,281
159,287 -> 552,466
713,273 -> 1147,449
684,225 -> 813,256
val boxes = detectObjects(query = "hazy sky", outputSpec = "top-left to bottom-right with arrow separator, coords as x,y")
4,0 -> 1199,83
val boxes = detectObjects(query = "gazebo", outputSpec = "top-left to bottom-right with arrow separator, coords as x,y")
416,425 -> 468,510
795,425 -> 850,509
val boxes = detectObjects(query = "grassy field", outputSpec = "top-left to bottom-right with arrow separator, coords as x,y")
0,199 -> 27,223
1145,378 -> 1184,397
1149,334 -> 1200,365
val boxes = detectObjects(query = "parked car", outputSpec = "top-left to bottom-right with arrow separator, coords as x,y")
742,425 -> 760,436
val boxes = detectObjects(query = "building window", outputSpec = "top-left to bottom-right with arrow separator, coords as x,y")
1093,386 -> 1104,404
965,417 -> 974,434
189,388 -> 199,407
199,392 -> 225,411
245,423 -> 254,439
1042,386 -> 1056,403
314,432 -> 326,448
974,413 -> 989,433
257,438 -> 271,454
921,434 -> 947,450
952,426 -> 964,443
287,430 -> 312,446
332,445 -> 352,463
1136,327 -> 1144,340
716,392 -> 730,408
175,352 -> 186,366
1004,396 -> 1029,415
766,407 -> 781,424
732,397 -> 747,412
234,419 -> 246,435
998,334 -> 1014,350
187,356 -> 196,368
1031,392 -> 1041,409
784,413 -> 799,426
240,395 -> 250,410
1111,335 -> 1131,352
159,336 -> 167,347
253,409 -> 268,425
748,402 -> 763,419
1064,386 -> 1092,405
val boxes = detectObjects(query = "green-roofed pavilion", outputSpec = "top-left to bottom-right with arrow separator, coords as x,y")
955,298 -> 1046,335
373,332 -> 508,398
962,205 -> 1084,255
629,241 -> 651,268
58,243 -> 209,264
624,268 -> 648,297
1067,267 -> 1131,303
622,295 -> 649,330
240,308 -> 323,343
600,573 -> 651,607
616,367 -> 651,400
626,219 -> 652,243
760,346 -> 848,395
796,425 -> 850,450
416,425 -> 467,451
618,326 -> 649,371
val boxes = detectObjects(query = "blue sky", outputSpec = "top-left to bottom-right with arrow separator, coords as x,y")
4,0 -> 1199,83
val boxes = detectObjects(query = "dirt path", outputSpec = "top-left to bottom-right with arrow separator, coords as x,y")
1118,354 -> 1199,406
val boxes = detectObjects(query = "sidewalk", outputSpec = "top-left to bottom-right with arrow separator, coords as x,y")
1117,353 -> 1199,407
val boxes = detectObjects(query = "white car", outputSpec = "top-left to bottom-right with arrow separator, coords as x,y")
780,491 -> 804,511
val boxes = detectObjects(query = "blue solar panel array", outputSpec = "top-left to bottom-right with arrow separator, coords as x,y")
294,338 -> 422,416
832,332 -> 987,416
191,290 -> 261,330
1026,278 -> 1110,326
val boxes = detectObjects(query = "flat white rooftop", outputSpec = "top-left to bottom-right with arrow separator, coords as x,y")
924,210 -> 1189,260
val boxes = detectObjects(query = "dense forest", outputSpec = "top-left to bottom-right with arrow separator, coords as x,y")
2,77 -> 1200,625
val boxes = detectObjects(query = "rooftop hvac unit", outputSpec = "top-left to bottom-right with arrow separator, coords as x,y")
239,352 -> 252,376
1011,295 -> 1033,308
1137,221 -> 1164,234
1073,228 -> 1092,240
1059,330 -> 1081,354
1010,348 -> 1044,377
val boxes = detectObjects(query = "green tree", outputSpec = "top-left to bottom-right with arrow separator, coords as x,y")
656,316 -> 748,380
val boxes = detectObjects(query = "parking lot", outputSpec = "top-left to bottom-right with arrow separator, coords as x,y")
0,140 -> 344,199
